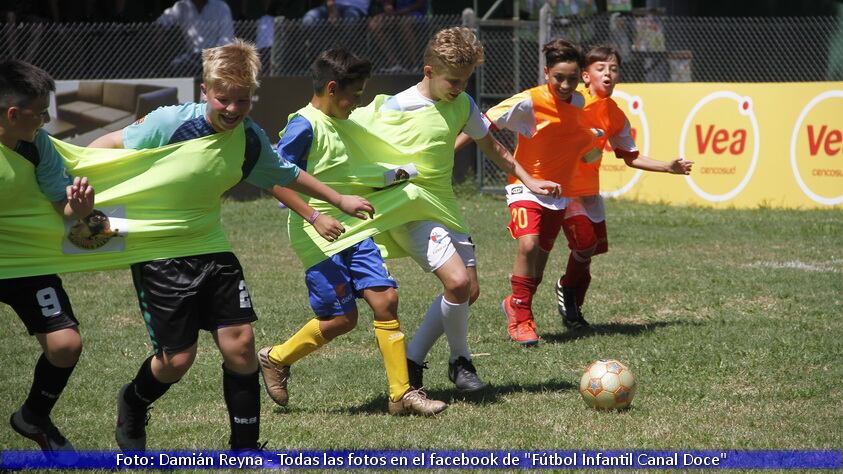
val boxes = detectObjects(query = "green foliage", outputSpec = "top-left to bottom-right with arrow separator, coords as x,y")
2,196 -> 841,452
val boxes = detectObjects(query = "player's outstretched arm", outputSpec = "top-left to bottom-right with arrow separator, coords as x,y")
475,133 -> 561,197
286,170 -> 374,220
88,130 -> 124,149
53,176 -> 95,219
623,155 -> 694,175
271,185 -> 345,242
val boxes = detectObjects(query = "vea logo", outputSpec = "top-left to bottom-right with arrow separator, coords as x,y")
680,91 -> 759,202
599,90 -> 649,198
790,90 -> 843,205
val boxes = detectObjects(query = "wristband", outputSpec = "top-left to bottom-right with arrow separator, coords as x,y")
307,210 -> 321,225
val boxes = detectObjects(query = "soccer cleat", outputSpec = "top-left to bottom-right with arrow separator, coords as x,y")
502,296 -> 539,346
258,347 -> 290,406
556,278 -> 590,329
115,384 -> 150,450
512,319 -> 540,346
10,406 -> 74,452
448,357 -> 489,392
388,388 -> 447,416
407,359 -> 427,390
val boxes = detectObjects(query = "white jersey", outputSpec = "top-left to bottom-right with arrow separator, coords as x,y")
380,85 -> 491,139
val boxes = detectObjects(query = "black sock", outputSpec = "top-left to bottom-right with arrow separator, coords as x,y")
23,353 -> 76,418
222,365 -> 260,450
124,355 -> 174,408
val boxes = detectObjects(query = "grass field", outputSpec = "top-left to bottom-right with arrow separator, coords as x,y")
1,192 -> 841,457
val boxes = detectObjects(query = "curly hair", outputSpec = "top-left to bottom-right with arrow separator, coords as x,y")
423,27 -> 485,70
202,39 -> 261,91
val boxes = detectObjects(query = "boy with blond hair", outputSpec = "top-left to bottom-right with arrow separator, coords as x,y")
90,39 -> 373,449
1,59 -> 95,452
259,48 -> 446,416
372,27 -> 560,391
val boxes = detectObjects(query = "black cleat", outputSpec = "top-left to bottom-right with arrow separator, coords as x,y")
448,357 -> 488,393
556,279 -> 590,330
10,406 -> 74,452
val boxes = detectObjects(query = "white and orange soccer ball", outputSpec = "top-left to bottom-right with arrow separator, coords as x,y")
579,359 -> 636,410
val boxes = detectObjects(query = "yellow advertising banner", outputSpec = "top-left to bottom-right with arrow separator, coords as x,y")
598,82 -> 843,208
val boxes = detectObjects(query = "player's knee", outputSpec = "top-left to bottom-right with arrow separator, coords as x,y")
160,351 -> 196,377
518,237 -> 542,256
46,340 -> 82,367
574,245 -> 596,260
334,313 -> 359,335
42,328 -> 83,367
445,274 -> 471,302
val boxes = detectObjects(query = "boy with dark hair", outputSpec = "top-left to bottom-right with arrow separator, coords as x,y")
89,40 -> 374,449
259,48 -> 447,416
553,45 -> 693,328
1,59 -> 95,452
462,39 -> 600,344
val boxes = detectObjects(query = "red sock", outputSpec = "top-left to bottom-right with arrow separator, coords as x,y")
510,275 -> 537,323
561,253 -> 591,288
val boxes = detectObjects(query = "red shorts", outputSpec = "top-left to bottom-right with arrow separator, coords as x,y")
561,214 -> 609,255
506,200 -> 566,252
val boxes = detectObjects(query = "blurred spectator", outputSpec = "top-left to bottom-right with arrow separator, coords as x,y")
369,0 -> 427,73
156,0 -> 234,74
303,0 -> 371,25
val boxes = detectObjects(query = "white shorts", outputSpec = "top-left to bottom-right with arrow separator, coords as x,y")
564,195 -> 606,223
388,221 -> 477,273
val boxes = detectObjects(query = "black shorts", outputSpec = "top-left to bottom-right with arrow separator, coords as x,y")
130,252 -> 258,355
0,275 -> 78,335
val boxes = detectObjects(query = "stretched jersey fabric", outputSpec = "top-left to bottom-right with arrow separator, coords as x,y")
0,123 -> 277,279
284,94 -> 471,268
565,85 -> 639,197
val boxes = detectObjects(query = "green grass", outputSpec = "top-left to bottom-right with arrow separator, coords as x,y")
2,193 -> 842,455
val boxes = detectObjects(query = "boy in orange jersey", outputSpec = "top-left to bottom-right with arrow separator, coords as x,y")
458,39 -> 598,345
553,45 -> 693,329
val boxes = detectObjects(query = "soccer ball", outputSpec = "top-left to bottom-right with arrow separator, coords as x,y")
579,359 -> 636,410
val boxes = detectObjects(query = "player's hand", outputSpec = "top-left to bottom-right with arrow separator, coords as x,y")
524,177 -> 562,198
313,214 -> 345,242
670,158 -> 694,175
338,194 -> 374,220
66,176 -> 95,219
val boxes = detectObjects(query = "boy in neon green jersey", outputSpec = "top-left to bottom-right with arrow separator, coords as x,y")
89,40 -> 374,449
1,59 -> 95,452
259,48 -> 447,416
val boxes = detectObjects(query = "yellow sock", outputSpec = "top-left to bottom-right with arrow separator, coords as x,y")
268,318 -> 328,366
373,319 -> 410,402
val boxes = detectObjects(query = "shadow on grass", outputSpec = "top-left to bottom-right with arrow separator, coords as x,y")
541,320 -> 693,344
338,379 -> 577,415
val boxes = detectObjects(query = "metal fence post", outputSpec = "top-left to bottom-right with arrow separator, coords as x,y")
538,2 -> 552,84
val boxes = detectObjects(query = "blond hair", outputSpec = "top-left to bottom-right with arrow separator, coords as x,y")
202,39 -> 261,91
423,27 -> 484,70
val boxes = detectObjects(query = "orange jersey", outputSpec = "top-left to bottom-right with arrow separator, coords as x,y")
563,85 -> 639,197
486,84 -> 596,186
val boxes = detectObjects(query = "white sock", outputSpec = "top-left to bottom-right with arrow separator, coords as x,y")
440,296 -> 470,362
406,294 -> 445,364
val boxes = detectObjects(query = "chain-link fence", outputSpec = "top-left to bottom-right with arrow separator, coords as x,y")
474,12 -> 843,192
3,12 -> 841,192
1,15 -> 462,79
